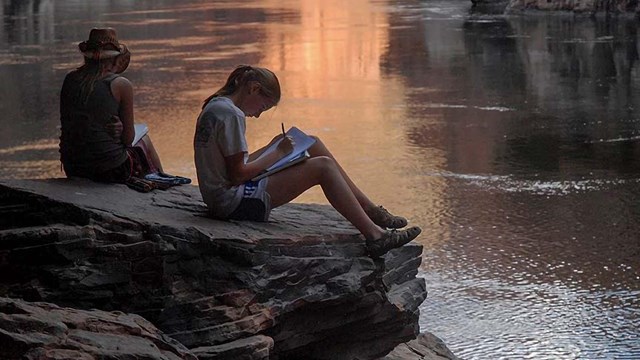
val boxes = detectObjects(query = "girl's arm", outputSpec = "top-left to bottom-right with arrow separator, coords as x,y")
110,76 -> 135,146
225,137 -> 293,185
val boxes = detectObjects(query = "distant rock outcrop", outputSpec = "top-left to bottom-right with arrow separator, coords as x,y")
472,0 -> 640,14
506,0 -> 640,13
0,179 -> 456,360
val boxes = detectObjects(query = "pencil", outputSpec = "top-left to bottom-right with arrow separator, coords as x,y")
281,122 -> 286,137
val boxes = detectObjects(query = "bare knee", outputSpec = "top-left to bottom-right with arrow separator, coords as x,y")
306,156 -> 338,182
309,135 -> 330,157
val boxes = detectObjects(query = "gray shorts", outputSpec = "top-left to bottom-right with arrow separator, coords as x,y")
228,178 -> 272,221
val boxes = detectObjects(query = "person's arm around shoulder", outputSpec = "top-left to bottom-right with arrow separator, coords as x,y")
225,137 -> 294,185
110,76 -> 135,146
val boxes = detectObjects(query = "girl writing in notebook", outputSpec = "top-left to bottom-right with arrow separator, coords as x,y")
194,65 -> 421,257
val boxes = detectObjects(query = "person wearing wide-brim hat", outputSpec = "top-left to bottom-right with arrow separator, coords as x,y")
59,27 -> 167,184
78,28 -> 129,62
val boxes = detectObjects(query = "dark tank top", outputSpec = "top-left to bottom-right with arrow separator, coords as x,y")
59,72 -> 128,177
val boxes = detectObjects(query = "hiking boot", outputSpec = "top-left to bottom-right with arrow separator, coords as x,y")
366,205 -> 408,229
366,226 -> 422,258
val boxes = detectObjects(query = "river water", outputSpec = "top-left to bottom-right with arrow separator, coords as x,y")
1,0 -> 639,358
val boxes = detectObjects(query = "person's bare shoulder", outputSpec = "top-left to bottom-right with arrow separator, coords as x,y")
111,76 -> 133,101
112,75 -> 133,88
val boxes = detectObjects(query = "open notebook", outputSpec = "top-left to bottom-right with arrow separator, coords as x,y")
251,126 -> 316,181
133,123 -> 149,145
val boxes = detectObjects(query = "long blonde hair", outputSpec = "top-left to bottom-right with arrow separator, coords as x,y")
202,65 -> 281,109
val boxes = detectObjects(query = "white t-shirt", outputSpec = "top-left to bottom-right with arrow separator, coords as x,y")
194,97 -> 248,218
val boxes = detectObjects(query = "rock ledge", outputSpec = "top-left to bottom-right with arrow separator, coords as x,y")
0,178 -> 456,360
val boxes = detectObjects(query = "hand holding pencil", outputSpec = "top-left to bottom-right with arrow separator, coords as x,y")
277,122 -> 294,155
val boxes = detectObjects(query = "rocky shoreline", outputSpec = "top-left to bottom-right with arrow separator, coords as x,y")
0,179 -> 458,360
472,0 -> 640,15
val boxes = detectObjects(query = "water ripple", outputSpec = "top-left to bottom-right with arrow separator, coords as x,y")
426,170 -> 640,196
420,272 -> 640,359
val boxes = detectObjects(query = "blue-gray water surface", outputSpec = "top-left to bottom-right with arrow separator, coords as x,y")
1,0 -> 639,358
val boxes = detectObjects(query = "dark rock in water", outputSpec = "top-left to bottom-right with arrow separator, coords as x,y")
470,0 -> 511,15
0,178 -> 456,359
381,332 -> 461,360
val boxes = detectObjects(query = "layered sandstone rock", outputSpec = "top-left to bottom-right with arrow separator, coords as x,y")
0,178 -> 449,360
0,297 -> 195,360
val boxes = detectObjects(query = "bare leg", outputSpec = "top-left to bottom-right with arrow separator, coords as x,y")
266,156 -> 385,241
140,135 -> 163,172
307,136 -> 377,213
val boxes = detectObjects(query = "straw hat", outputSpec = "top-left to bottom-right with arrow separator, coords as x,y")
78,28 -> 127,60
